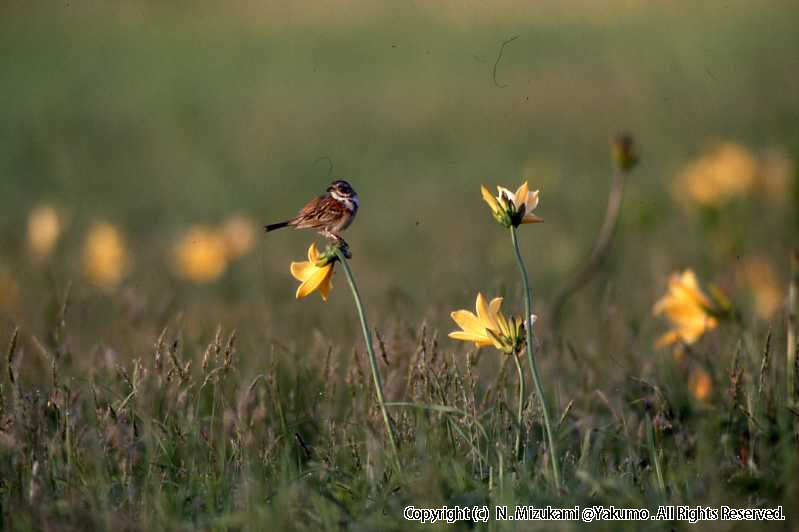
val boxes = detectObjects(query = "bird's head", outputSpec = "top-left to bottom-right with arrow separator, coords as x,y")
327,180 -> 356,200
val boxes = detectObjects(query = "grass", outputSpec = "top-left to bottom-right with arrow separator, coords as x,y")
0,1 -> 798,529
1,295 -> 797,530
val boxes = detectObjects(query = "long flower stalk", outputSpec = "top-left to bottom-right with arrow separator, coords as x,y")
510,226 -> 561,490
787,251 -> 798,407
333,247 -> 401,469
551,134 -> 637,344
551,169 -> 624,342
512,353 -> 525,460
447,292 -> 528,459
646,413 -> 666,497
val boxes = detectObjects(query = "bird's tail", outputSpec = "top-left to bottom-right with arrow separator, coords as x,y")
264,221 -> 290,232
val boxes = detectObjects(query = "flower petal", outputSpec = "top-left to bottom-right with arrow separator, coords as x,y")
497,186 -> 515,205
495,311 -> 511,338
655,330 -> 681,348
307,242 -> 319,262
475,293 -> 499,332
655,270 -> 714,316
481,185 -> 501,214
652,294 -> 672,316
673,270 -> 712,308
654,298 -> 703,322
526,190 -> 540,212
296,264 -> 332,299
451,310 -> 486,336
290,260 -> 315,282
521,214 -> 544,224
448,331 -> 494,347
484,328 -> 506,350
514,181 -> 529,210
488,297 -> 503,316
317,266 -> 334,301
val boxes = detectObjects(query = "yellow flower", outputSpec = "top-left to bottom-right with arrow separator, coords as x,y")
481,181 -> 543,227
221,214 -> 256,260
673,143 -> 757,207
688,368 -> 713,402
173,227 -> 229,283
28,205 -> 61,261
653,270 -> 718,348
449,292 -> 532,354
83,222 -> 128,290
290,243 -> 335,301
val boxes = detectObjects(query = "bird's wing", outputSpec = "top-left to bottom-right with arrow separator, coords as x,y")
291,194 -> 346,229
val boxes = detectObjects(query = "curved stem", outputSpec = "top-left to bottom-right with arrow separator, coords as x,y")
333,248 -> 401,470
513,353 -> 524,460
510,227 -> 561,490
551,171 -> 625,343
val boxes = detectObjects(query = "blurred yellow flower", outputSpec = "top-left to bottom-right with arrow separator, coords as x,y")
0,272 -> 18,308
653,270 -> 718,348
173,227 -> 229,283
28,205 -> 61,261
673,143 -> 757,206
481,181 -> 543,227
83,222 -> 128,290
738,257 -> 782,319
290,243 -> 335,301
222,214 -> 256,260
449,292 -> 531,354
688,368 -> 713,402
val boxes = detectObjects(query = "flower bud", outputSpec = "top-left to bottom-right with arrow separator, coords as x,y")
612,133 -> 638,172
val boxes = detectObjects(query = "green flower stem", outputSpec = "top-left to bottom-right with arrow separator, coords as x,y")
551,170 -> 625,344
510,227 -> 561,490
646,413 -> 666,497
787,251 -> 798,407
513,353 -> 524,460
334,247 -> 401,470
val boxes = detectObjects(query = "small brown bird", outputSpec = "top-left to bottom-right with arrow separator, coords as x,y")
264,180 -> 359,241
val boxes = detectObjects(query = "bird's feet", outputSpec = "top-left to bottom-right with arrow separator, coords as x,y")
319,230 -> 351,258
321,229 -> 342,242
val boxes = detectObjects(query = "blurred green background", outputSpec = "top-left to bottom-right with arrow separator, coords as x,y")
0,0 -> 796,361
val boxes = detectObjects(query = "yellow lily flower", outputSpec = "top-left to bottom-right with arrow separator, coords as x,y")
173,226 -> 228,283
28,205 -> 61,262
688,368 -> 713,402
83,222 -> 129,291
672,143 -> 757,207
481,181 -> 543,227
290,243 -> 335,301
653,270 -> 718,348
449,292 -> 532,354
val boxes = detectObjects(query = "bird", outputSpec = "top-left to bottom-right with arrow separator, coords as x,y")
264,180 -> 359,242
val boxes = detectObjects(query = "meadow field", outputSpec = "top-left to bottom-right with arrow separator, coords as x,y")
0,1 -> 797,530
